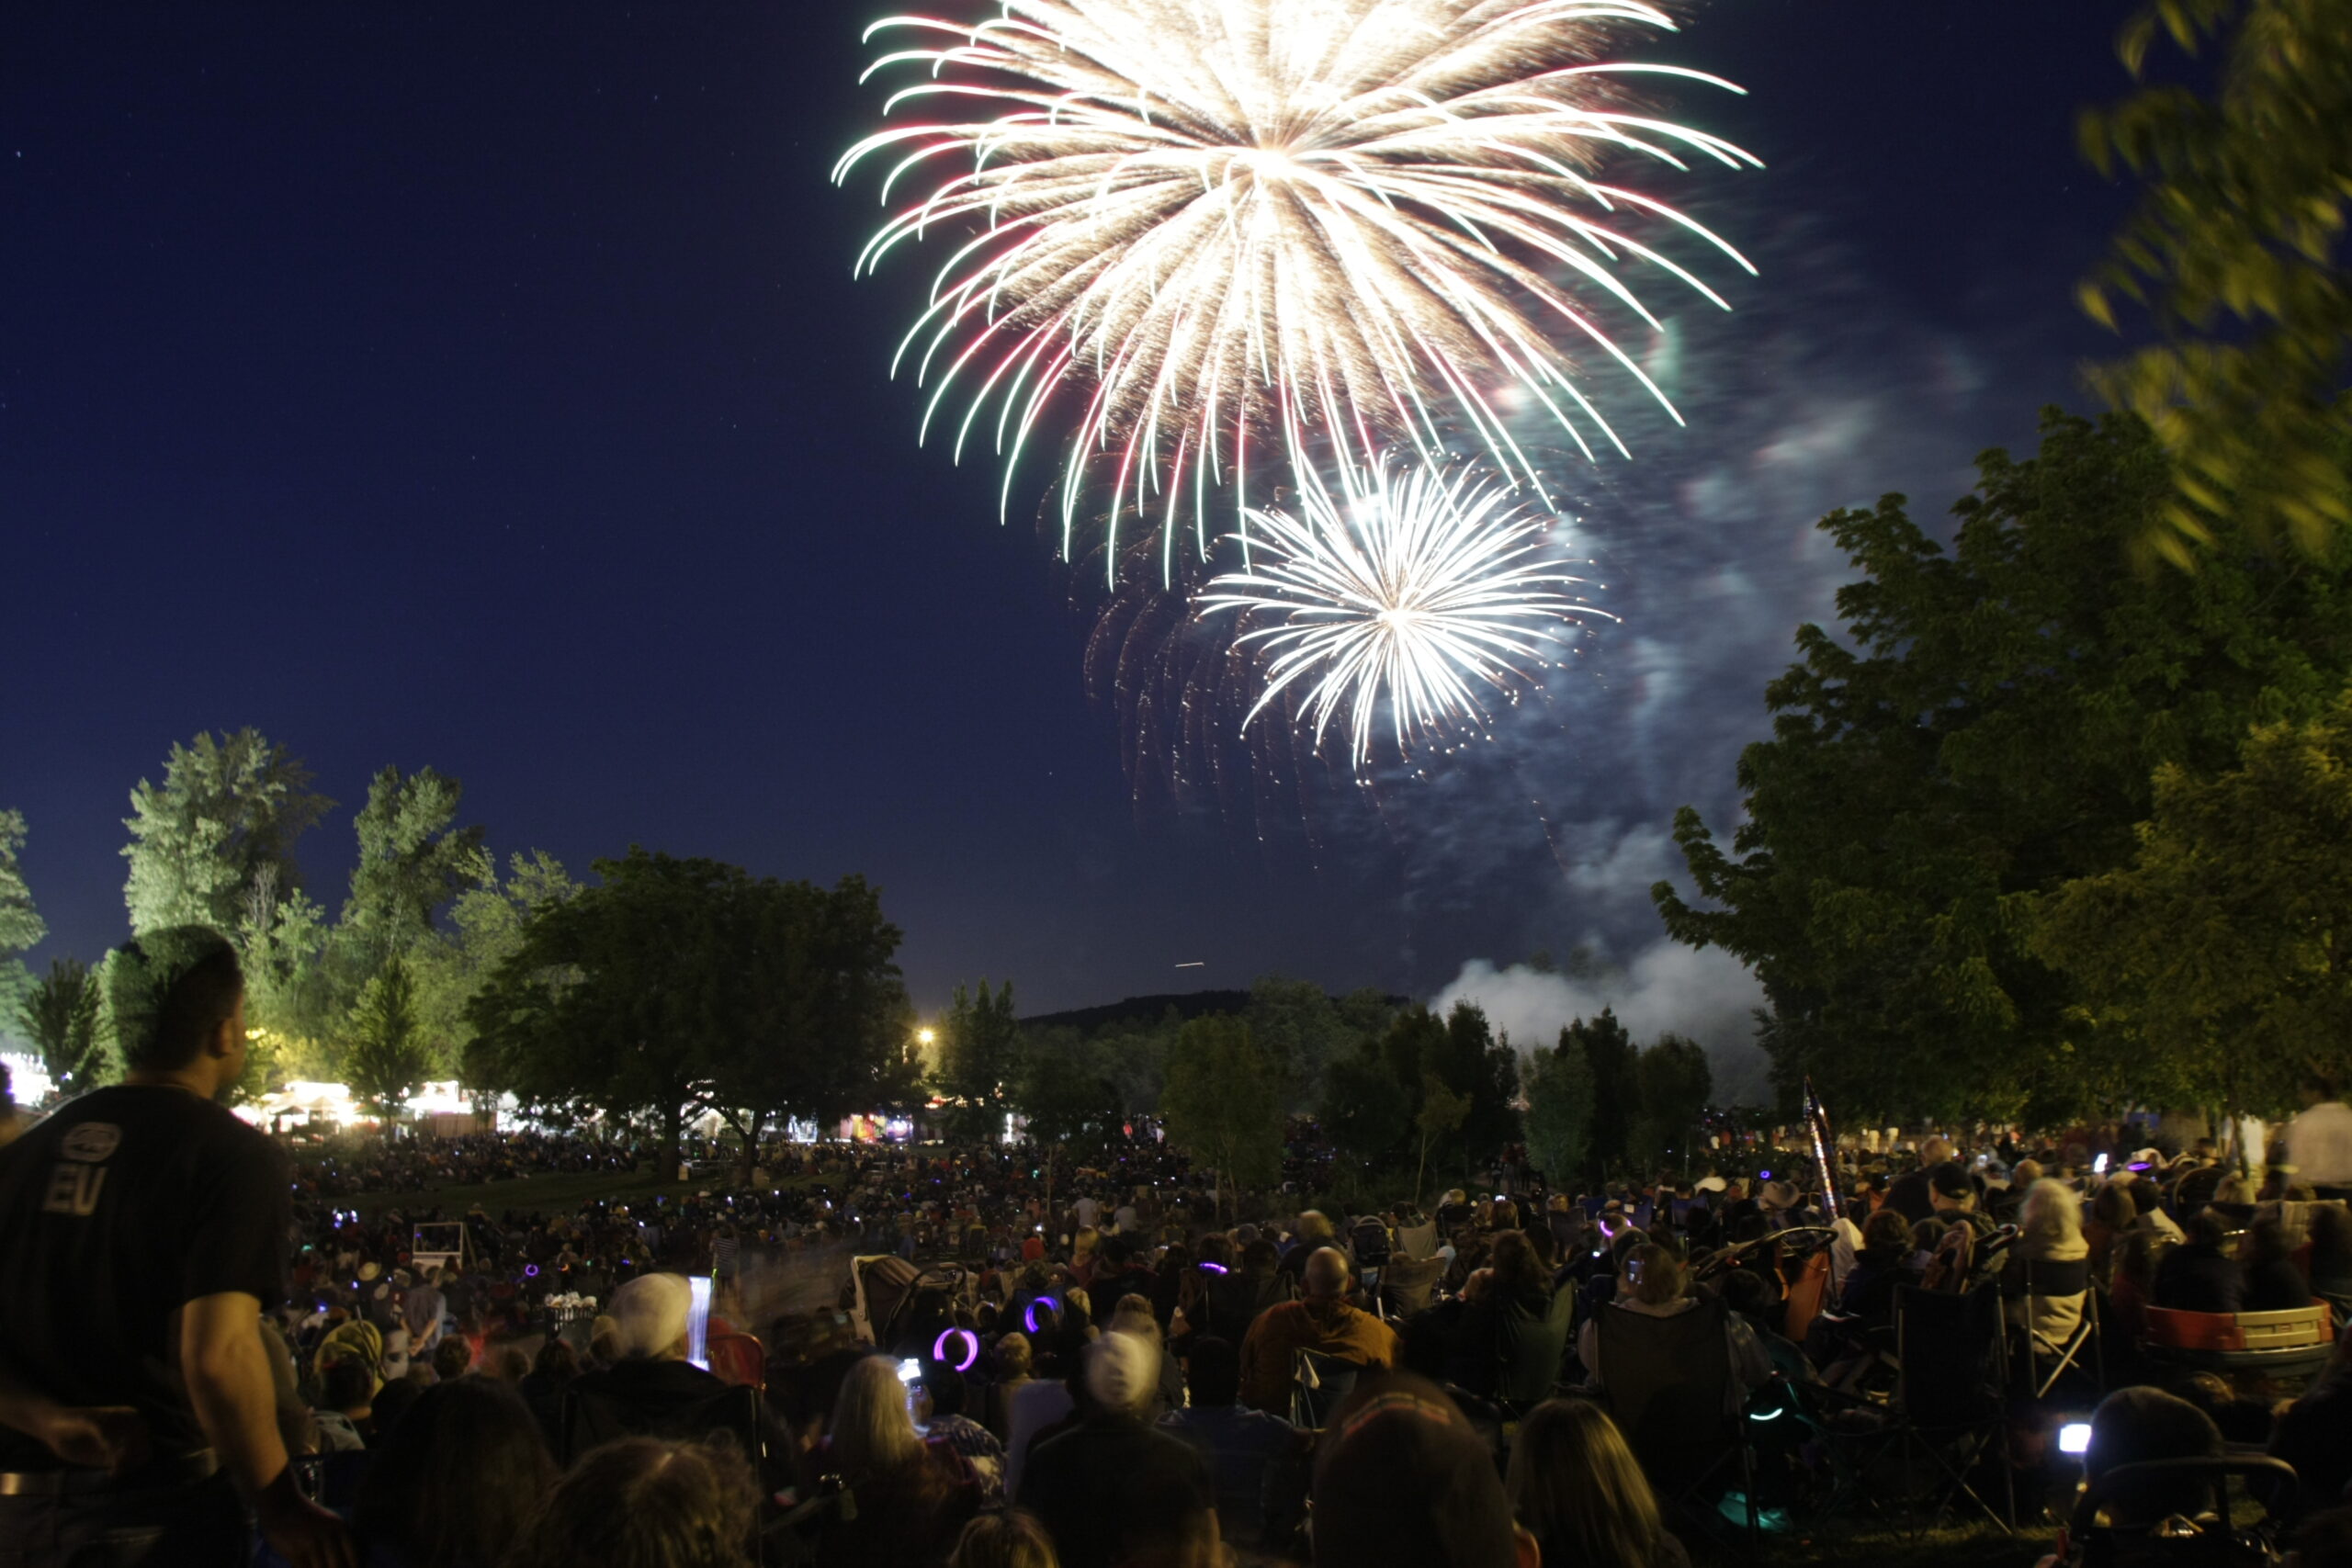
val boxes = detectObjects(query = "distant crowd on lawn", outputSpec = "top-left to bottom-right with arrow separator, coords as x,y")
6,926 -> 2352,1568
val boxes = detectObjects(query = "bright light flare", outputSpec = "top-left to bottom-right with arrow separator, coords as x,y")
836,0 -> 1758,566
1198,456 -> 1609,767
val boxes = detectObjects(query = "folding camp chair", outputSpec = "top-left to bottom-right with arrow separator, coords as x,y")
1396,1221 -> 1438,1261
560,1381 -> 767,1467
2141,1304 -> 2335,1392
2022,1254 -> 2104,1397
1491,1287 -> 1577,1410
1378,1255 -> 1445,1320
1887,1282 -> 2016,1532
1594,1297 -> 1761,1558
1290,1348 -> 1361,1430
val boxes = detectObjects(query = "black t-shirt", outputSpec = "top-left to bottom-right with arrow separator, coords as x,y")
0,1084 -> 290,1470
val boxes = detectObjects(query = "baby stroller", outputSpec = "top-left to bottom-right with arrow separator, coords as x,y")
842,1255 -> 967,1348
2055,1456 -> 2297,1568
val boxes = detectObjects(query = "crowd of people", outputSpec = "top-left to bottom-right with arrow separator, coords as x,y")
5,926 -> 2352,1568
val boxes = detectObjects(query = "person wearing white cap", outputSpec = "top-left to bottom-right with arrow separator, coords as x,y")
1018,1331 -> 1215,1568
561,1274 -> 728,1450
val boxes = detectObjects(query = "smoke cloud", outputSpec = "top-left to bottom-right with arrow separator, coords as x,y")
1431,943 -> 1773,1104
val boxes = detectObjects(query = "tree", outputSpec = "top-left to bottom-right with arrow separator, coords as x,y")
936,980 -> 1023,1141
706,873 -> 916,1184
1246,976 -> 1357,1112
410,851 -> 576,1080
1014,1026 -> 1127,1223
122,729 -> 330,934
2034,692 -> 2352,1132
1321,1037 -> 1414,1181
0,810 -> 43,1033
1630,1035 -> 1713,1174
466,850 -> 910,1176
1523,1027 -> 1595,1190
1412,1074 -> 1470,1209
1656,411 -> 2352,1125
234,862 -> 335,1066
339,766 -> 490,963
2078,0 -> 2352,561
345,954 -> 428,1123
1566,1009 -> 1639,1181
1432,1002 -> 1521,1171
1160,1015 -> 1284,1219
18,957 -> 106,1096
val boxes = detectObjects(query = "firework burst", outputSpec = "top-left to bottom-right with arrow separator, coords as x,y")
1197,456 -> 1609,768
836,0 -> 1758,568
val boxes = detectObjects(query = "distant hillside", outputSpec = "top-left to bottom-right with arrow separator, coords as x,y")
1020,990 -> 1254,1034
1021,987 -> 1409,1035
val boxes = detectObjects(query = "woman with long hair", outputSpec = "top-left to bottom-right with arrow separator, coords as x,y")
503,1437 -> 759,1568
2085,1181 -> 2135,1291
816,1354 -> 980,1568
1507,1398 -> 1689,1568
355,1375 -> 556,1568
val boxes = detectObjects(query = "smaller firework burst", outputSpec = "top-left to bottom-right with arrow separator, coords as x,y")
1199,456 -> 1610,769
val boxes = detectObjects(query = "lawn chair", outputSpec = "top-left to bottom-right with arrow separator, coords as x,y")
1396,1221 -> 1438,1261
1492,1287 -> 1577,1410
1378,1254 -> 1445,1320
2021,1254 -> 2104,1397
707,1328 -> 767,1390
1290,1348 -> 1361,1430
1593,1296 -> 1760,1557
2141,1304 -> 2334,1391
1886,1282 -> 2016,1532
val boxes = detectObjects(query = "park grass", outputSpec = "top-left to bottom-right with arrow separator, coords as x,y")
1761,1519 -> 2055,1568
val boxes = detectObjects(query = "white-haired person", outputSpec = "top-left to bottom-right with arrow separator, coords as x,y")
2002,1178 -> 2092,1354
1019,1331 -> 1216,1568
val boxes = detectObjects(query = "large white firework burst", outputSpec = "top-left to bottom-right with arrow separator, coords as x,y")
835,0 -> 1758,567
1197,456 -> 1609,768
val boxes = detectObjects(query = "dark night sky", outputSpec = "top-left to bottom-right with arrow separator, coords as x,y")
3,2 -> 2140,1034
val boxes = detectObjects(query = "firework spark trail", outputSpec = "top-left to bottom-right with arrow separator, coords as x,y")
1197,455 -> 1611,768
836,0 -> 1759,571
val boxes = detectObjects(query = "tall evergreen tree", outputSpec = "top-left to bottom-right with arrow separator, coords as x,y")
936,979 -> 1022,1141
0,810 -> 43,1033
122,730 -> 330,934
1523,1026 -> 1596,1190
18,957 -> 106,1096
345,954 -> 428,1123
1161,1015 -> 1284,1220
1566,1009 -> 1639,1181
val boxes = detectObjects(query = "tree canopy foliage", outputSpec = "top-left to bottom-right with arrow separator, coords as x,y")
936,979 -> 1022,1140
18,957 -> 105,1094
2036,693 -> 2352,1117
122,729 -> 331,935
465,849 -> 913,1172
1657,411 -> 2352,1125
0,810 -> 42,1033
345,953 -> 427,1121
2079,0 -> 2352,560
1160,1014 -> 1285,1217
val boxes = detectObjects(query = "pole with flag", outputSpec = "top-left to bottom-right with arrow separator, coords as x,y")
1803,1076 -> 1842,1222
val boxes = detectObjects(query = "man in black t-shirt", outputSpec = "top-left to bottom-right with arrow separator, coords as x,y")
0,925 -> 353,1568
